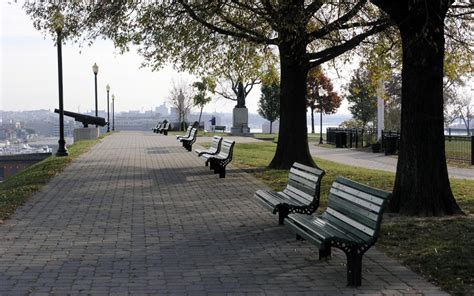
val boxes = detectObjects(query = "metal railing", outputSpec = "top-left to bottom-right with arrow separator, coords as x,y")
326,128 -> 473,164
445,135 -> 473,164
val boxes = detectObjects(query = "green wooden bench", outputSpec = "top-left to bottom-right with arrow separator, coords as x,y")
153,122 -> 163,133
255,162 -> 325,225
180,128 -> 198,152
176,126 -> 192,141
195,136 -> 222,160
203,139 -> 235,178
214,125 -> 226,132
159,121 -> 170,135
284,176 -> 391,286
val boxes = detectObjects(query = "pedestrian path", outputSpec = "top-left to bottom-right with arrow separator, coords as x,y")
309,145 -> 474,180
0,132 -> 447,294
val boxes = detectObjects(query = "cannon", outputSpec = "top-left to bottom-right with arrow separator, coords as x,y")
54,109 -> 107,128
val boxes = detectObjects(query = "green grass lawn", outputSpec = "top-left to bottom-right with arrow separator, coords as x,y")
231,141 -> 474,295
0,135 -> 108,221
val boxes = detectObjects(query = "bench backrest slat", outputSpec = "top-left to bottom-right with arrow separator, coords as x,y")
323,176 -> 391,243
282,162 -> 325,206
217,140 -> 234,157
288,172 -> 317,193
292,162 -> 325,176
189,128 -> 197,139
211,136 -> 223,150
163,122 -> 170,129
182,126 -> 192,137
283,184 -> 315,204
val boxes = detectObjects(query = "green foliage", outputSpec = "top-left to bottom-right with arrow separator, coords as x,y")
346,69 -> 378,128
306,66 -> 341,114
192,77 -> 216,108
338,119 -> 366,129
258,74 -> 280,133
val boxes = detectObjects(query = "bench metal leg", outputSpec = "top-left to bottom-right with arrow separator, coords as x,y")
277,205 -> 289,225
319,247 -> 331,260
346,247 -> 363,287
219,166 -> 226,178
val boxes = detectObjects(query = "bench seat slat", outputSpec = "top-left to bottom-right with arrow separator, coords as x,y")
286,214 -> 366,245
255,190 -> 306,209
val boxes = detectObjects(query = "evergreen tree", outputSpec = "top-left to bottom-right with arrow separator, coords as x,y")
346,69 -> 378,129
258,80 -> 280,134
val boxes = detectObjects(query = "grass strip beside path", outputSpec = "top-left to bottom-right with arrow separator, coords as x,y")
231,141 -> 474,295
0,135 -> 108,221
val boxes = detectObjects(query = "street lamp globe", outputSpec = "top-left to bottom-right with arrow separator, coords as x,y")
92,62 -> 99,75
106,84 -> 110,92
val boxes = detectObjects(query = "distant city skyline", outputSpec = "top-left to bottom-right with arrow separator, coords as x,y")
1,2 -> 352,115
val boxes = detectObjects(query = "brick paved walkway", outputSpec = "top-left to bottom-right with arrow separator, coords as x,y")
0,132 -> 447,295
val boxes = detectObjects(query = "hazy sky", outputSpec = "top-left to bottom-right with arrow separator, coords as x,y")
1,2 -> 352,115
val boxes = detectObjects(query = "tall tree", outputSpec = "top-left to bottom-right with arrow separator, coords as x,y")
192,77 -> 216,125
24,1 -> 391,169
370,0 -> 463,215
169,80 -> 194,131
258,73 -> 280,134
211,42 -> 275,109
346,69 -> 378,129
306,67 -> 341,134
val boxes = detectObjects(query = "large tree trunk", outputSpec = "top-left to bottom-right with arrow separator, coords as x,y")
198,106 -> 203,125
269,41 -> 314,169
372,0 -> 462,216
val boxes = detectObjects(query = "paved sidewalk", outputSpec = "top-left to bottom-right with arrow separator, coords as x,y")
310,145 -> 474,180
0,132 -> 447,295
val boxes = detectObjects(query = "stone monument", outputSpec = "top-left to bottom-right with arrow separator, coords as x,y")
74,127 -> 100,142
230,94 -> 253,136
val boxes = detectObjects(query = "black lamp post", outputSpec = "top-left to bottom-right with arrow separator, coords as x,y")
112,94 -> 115,131
54,10 -> 68,157
92,62 -> 99,127
106,84 -> 110,132
319,95 -> 324,144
